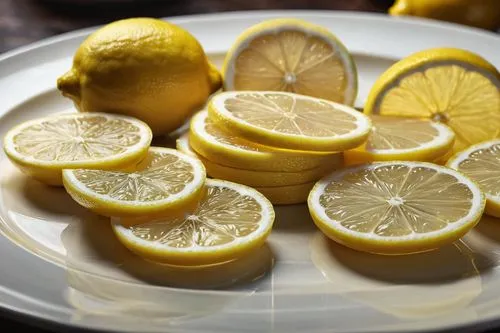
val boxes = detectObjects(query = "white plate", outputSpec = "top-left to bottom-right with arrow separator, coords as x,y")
0,10 -> 500,333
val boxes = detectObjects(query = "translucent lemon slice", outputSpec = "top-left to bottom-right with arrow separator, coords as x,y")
177,134 -> 333,187
112,179 -> 274,266
3,112 -> 152,185
222,18 -> 358,104
189,110 -> 342,172
63,147 -> 206,217
345,116 -> 455,165
308,162 -> 485,254
209,91 -> 371,151
448,140 -> 500,217
365,48 -> 500,154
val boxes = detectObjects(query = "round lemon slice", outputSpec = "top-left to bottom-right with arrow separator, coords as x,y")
364,47 -> 500,154
63,147 -> 206,217
177,134 -> 332,187
209,91 -> 371,151
189,110 -> 342,172
112,179 -> 275,266
222,18 -> 358,104
447,140 -> 500,218
308,162 -> 485,255
344,116 -> 455,165
3,112 -> 152,186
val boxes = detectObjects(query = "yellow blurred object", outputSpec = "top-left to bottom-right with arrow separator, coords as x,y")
389,0 -> 500,30
57,18 -> 222,136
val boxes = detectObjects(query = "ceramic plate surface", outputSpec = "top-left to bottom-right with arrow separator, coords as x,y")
0,10 -> 500,333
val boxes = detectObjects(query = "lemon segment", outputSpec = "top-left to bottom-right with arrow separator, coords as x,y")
177,135 -> 333,187
111,179 -> 274,266
447,140 -> 500,218
57,17 -> 221,136
3,112 -> 152,186
345,116 -> 455,165
222,18 -> 357,104
62,147 -> 206,218
364,48 -> 500,154
189,110 -> 343,172
209,91 -> 371,152
308,162 -> 485,255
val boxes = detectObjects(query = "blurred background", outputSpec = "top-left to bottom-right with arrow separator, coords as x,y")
2,0 -> 500,54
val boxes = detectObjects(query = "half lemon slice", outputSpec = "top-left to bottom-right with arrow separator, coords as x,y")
209,91 -> 371,151
345,116 -> 455,165
364,47 -> 500,154
308,162 -> 485,255
222,18 -> 357,104
112,179 -> 275,266
189,110 -> 342,172
3,112 -> 152,185
447,140 -> 500,218
63,147 -> 206,217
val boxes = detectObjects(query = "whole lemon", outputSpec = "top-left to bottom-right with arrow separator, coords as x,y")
57,18 -> 221,136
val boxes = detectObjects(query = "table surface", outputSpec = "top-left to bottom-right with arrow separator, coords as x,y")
0,0 -> 499,332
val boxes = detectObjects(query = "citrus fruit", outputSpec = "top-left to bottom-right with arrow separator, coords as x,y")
447,140 -> 500,217
222,18 -> 357,104
364,47 -> 500,154
111,179 -> 274,266
344,116 -> 455,165
308,162 -> 485,255
209,91 -> 371,151
176,134 -> 332,187
57,18 -> 221,136
3,112 -> 152,186
257,181 -> 315,205
189,110 -> 343,172
62,147 -> 206,217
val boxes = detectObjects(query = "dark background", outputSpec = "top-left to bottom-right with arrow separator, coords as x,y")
0,0 -> 498,332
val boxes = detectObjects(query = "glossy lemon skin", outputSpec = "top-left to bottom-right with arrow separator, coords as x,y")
58,18 -> 221,136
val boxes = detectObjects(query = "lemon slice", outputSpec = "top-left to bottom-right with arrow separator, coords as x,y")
111,179 -> 274,266
62,147 -> 206,217
209,91 -> 371,151
3,112 -> 152,186
344,116 -> 455,165
177,134 -> 333,187
189,110 -> 342,172
364,48 -> 500,154
222,18 -> 357,104
308,162 -> 485,254
447,140 -> 500,218
256,181 -> 315,205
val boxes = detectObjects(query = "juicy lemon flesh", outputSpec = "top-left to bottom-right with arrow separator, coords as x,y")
315,164 -> 477,254
224,92 -> 357,138
366,116 -> 440,151
64,148 -> 204,217
455,143 -> 500,217
373,63 -> 500,153
12,115 -> 144,162
113,180 -> 273,265
233,30 -> 349,102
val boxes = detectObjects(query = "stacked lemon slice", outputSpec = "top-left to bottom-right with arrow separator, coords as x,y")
179,91 -> 371,205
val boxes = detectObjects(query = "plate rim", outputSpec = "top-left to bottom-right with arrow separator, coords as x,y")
0,9 -> 499,333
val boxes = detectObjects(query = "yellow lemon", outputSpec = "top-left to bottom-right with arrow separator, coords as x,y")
390,0 -> 500,30
447,140 -> 500,218
223,18 -> 357,104
364,47 -> 500,155
57,18 -> 221,136
308,162 -> 485,255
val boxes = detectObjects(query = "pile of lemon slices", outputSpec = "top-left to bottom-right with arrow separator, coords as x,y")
3,18 -> 499,264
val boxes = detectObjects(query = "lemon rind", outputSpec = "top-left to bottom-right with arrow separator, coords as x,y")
209,91 -> 372,152
308,161 -> 485,254
111,179 -> 275,266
